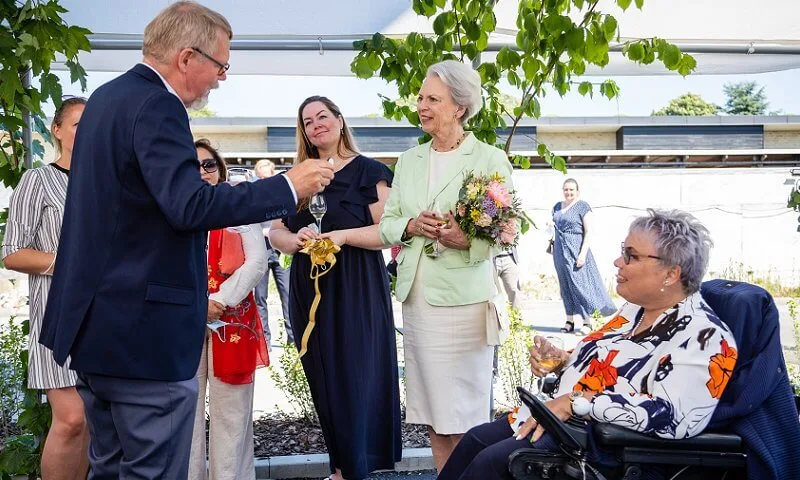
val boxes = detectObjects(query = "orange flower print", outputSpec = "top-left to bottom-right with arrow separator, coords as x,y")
575,350 -> 620,393
583,315 -> 629,343
706,339 -> 737,399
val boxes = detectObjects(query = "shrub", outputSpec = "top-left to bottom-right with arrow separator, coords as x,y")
495,305 -> 535,410
268,325 -> 318,425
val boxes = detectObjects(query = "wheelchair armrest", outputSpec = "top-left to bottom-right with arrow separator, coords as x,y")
518,387 -> 588,453
594,423 -> 742,452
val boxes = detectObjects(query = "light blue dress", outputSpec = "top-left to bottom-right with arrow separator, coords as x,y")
552,200 -> 616,319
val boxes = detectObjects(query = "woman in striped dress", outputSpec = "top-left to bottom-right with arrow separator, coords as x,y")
2,97 -> 89,480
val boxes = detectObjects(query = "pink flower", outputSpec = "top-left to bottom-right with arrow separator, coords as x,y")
487,182 -> 512,208
499,220 -> 516,245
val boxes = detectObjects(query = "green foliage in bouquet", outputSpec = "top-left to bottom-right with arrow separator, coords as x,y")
454,171 -> 529,249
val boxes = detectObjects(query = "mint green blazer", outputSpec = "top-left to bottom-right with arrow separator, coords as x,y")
379,133 -> 514,306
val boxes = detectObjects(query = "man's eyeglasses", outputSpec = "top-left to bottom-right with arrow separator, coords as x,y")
199,158 -> 218,173
620,242 -> 661,264
191,47 -> 230,76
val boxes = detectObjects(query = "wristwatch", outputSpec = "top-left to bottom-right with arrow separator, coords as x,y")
569,391 -> 592,416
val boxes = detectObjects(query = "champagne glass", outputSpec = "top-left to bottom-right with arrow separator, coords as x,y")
532,335 -> 565,399
309,193 -> 327,233
226,167 -> 255,233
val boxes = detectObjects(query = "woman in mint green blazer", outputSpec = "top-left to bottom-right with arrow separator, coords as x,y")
379,60 -> 513,473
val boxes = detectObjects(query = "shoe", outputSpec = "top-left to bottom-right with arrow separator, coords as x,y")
560,321 -> 575,333
575,325 -> 592,336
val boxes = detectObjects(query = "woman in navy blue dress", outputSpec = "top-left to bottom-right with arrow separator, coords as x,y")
269,96 -> 401,480
552,178 -> 616,334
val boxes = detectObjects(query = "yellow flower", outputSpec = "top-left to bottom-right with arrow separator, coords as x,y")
466,183 -> 482,199
470,209 -> 482,222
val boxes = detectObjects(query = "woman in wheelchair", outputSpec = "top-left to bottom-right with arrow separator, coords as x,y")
438,209 -> 738,480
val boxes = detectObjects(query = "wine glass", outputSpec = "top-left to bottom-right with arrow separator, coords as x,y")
309,193 -> 327,233
226,167 -> 255,233
428,200 -> 446,257
532,335 -> 565,399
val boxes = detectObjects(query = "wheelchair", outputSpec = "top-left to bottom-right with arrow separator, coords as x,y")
508,280 -> 800,480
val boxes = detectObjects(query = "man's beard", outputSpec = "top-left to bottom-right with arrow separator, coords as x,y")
188,81 -> 219,110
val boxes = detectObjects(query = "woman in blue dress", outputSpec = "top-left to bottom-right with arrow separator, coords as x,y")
269,96 -> 401,480
552,178 -> 616,334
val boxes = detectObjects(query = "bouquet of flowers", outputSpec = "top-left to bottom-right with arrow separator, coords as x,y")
454,171 -> 527,249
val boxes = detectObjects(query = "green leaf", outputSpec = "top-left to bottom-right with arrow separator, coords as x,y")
616,0 -> 633,10
661,44 -> 682,69
578,81 -> 593,97
367,52 -> 382,71
481,12 -> 497,33
476,32 -> 489,52
602,16 -> 618,40
635,0 -> 644,8
551,156 -> 568,173
522,57 -> 539,81
677,54 -> 697,76
465,20 -> 481,41
626,42 -> 645,61
537,144 -> 547,156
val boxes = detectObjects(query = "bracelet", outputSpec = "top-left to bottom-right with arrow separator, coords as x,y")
42,253 -> 56,275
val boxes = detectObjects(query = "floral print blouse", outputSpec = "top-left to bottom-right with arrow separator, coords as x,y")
513,292 -> 738,440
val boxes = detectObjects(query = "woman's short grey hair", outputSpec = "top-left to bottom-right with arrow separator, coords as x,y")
629,209 -> 713,294
426,60 -> 482,125
143,1 -> 232,65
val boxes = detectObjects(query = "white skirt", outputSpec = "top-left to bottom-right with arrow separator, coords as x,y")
402,263 -> 493,434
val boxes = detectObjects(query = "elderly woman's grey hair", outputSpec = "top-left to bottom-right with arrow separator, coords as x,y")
629,209 -> 713,294
426,60 -> 483,125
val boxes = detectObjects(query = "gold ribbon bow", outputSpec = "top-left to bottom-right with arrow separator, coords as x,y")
297,238 -> 340,359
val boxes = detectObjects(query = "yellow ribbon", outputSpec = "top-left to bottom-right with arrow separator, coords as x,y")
297,238 -> 340,359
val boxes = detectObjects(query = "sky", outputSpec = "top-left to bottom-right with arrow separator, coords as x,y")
51,67 -> 800,119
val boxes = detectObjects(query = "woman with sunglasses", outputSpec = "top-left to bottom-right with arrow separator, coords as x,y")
2,97 -> 90,480
188,139 -> 269,480
438,209 -> 738,479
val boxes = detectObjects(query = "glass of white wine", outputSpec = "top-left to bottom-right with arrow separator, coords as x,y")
429,200 -> 446,257
532,335 -> 565,399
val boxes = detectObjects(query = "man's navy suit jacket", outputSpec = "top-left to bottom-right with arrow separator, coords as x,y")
40,64 -> 296,382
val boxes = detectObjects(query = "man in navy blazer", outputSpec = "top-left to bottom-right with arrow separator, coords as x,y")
39,2 -> 333,478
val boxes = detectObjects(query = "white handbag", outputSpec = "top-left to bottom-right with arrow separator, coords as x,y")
486,264 -> 511,346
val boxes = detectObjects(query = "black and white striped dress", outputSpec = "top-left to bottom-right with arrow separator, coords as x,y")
2,164 -> 77,389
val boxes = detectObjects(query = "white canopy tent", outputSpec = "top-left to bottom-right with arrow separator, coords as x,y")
55,0 -> 800,76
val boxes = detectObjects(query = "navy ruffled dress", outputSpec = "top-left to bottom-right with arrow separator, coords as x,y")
284,155 -> 402,479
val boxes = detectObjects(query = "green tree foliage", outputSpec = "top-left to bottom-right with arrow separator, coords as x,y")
351,0 -> 696,172
723,81 -> 768,116
652,92 -> 719,116
0,0 -> 91,189
188,106 -> 217,118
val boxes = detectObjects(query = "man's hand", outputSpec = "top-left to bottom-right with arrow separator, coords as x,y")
285,159 -> 335,199
207,300 -> 225,321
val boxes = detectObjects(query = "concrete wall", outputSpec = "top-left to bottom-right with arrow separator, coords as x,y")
193,132 -> 268,153
765,130 -> 800,149
514,167 -> 800,290
536,131 -> 616,150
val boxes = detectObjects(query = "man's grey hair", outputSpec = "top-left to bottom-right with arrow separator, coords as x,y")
143,1 -> 232,65
426,60 -> 482,125
629,209 -> 713,294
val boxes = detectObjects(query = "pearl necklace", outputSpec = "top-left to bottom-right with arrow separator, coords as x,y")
432,132 -> 468,152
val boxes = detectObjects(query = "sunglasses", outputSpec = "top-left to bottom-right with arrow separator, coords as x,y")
199,158 -> 218,173
620,242 -> 661,265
